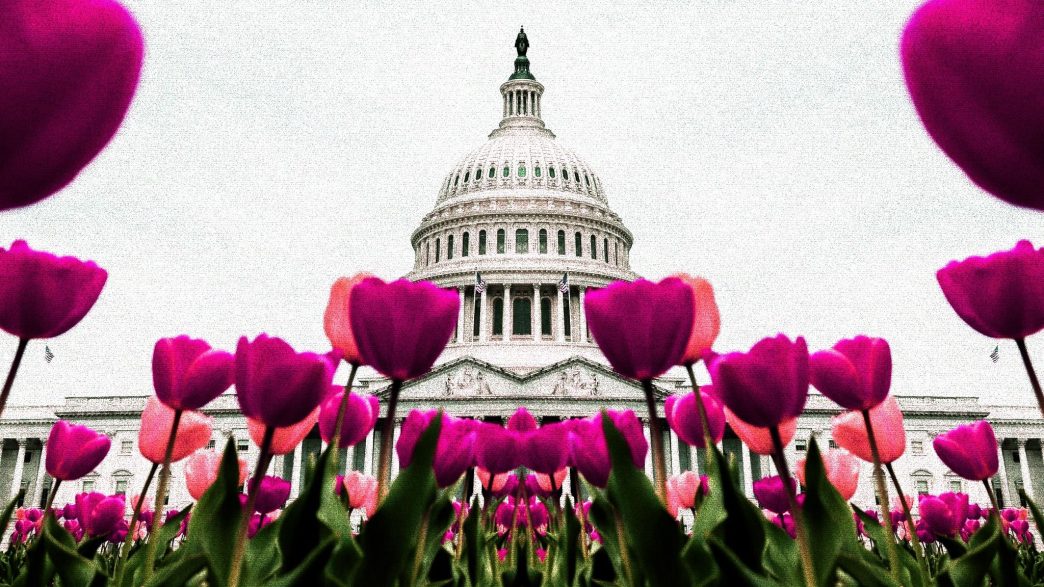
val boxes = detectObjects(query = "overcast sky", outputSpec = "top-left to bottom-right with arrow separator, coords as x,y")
2,1 -> 1041,407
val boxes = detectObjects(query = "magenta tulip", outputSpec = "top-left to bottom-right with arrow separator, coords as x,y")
0,241 -> 107,340
810,336 -> 892,411
902,0 -> 1044,210
0,0 -> 143,211
152,336 -> 234,410
665,389 -> 726,448
76,492 -> 125,538
234,334 -> 334,429
474,422 -> 522,475
918,492 -> 969,537
252,476 -> 291,515
710,334 -> 810,428
349,278 -> 459,381
524,422 -> 571,475
937,241 -> 1044,340
569,410 -> 648,487
584,278 -> 694,380
754,476 -> 797,515
46,421 -> 110,481
933,420 -> 999,481
318,388 -> 378,448
507,407 -> 538,432
395,410 -> 478,487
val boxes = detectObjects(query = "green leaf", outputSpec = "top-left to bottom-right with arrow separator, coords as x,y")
182,437 -> 245,586
40,515 -> 98,587
706,536 -> 782,587
707,443 -> 768,574
546,500 -> 580,587
1024,491 -> 1044,540
940,514 -> 1001,586
240,513 -> 281,586
277,445 -> 338,582
418,491 -> 457,582
761,521 -> 800,585
265,536 -> 337,587
462,494 -> 494,587
0,490 -> 23,541
834,550 -> 900,587
800,437 -> 860,586
143,553 -> 208,587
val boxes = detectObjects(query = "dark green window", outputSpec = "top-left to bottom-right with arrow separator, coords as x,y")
479,230 -> 487,255
562,168 -> 569,180
453,175 -> 459,186
448,235 -> 454,260
557,230 -> 565,255
515,229 -> 529,254
541,298 -> 552,335
464,172 -> 470,182
535,166 -> 542,177
539,229 -> 547,254
502,166 -> 510,178
574,170 -> 581,183
435,238 -> 441,263
518,165 -> 526,177
590,235 -> 597,259
476,168 -> 483,180
513,297 -> 531,336
488,166 -> 495,178
497,229 -> 505,254
473,296 -> 481,337
549,167 -> 556,178
574,232 -> 582,257
462,232 -> 470,257
492,298 -> 504,336
603,238 -> 609,262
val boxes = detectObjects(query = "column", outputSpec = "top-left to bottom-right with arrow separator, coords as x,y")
532,284 -> 540,341
9,440 -> 25,503
504,284 -> 513,340
479,287 -> 489,342
32,441 -> 47,507
457,287 -> 465,342
578,287 -> 587,343
556,286 -> 565,342
670,431 -> 681,477
997,440 -> 1012,506
363,429 -> 375,476
291,446 -> 303,499
1019,439 -> 1034,500
741,444 -> 754,497
642,422 -> 653,478
390,421 -> 402,478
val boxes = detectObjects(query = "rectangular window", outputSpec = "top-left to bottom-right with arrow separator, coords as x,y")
795,440 -> 807,452
916,480 -> 929,496
574,233 -> 582,257
83,480 -> 95,493
515,229 -> 529,254
497,230 -> 505,254
911,440 -> 923,455
121,440 -> 133,455
590,235 -> 597,259
115,480 -> 128,495
237,439 -> 249,453
949,480 -> 961,493
828,440 -> 838,449
479,231 -> 487,255
24,451 -> 31,463
447,235 -> 454,260
539,230 -> 547,254
557,231 -> 566,255
207,439 -> 216,450
462,233 -> 470,257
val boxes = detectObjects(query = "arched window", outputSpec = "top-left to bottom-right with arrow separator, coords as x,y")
574,232 -> 582,257
476,168 -> 483,180
472,296 -> 481,338
513,297 -> 531,336
492,298 -> 504,336
590,235 -> 597,259
435,238 -> 441,263
453,175 -> 459,186
535,166 -> 542,177
539,229 -> 547,254
479,230 -> 487,255
541,298 -> 552,336
462,232 -> 470,257
464,171 -> 470,183
502,165 -> 510,178
497,229 -> 506,254
574,170 -> 581,183
557,230 -> 566,255
447,235 -> 454,260
488,166 -> 495,179
603,238 -> 609,262
518,164 -> 526,177
585,174 -> 591,187
425,242 -> 430,266
615,241 -> 619,265
515,229 -> 529,254
549,167 -> 556,179
562,168 -> 569,181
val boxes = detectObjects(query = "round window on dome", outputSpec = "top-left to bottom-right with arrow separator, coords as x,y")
502,166 -> 510,178
534,166 -> 542,177
518,164 -> 526,177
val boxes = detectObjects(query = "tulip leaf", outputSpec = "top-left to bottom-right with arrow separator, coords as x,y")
351,412 -> 442,587
277,445 -> 340,582
462,493 -> 494,587
0,490 -> 23,542
547,499 -> 581,587
182,437 -> 245,586
143,553 -> 208,587
762,520 -> 801,585
265,536 -> 336,587
940,514 -> 1001,586
835,550 -> 901,587
1024,491 -> 1044,540
709,443 -> 769,575
800,436 -> 859,586
707,536 -> 783,587
40,515 -> 97,587
241,514 -> 281,585
417,491 -> 457,583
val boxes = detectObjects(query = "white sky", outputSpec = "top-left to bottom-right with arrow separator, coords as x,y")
1,1 -> 1041,407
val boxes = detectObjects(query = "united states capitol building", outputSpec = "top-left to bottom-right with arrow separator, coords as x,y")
2,31 -> 1041,514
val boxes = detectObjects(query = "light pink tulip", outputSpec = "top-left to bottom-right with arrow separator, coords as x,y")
184,449 -> 248,500
831,396 -> 906,464
342,471 -> 378,513
138,396 -> 213,463
725,408 -> 798,456
796,448 -> 860,501
247,406 -> 320,455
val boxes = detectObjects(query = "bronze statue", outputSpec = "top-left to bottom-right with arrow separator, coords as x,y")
515,27 -> 529,57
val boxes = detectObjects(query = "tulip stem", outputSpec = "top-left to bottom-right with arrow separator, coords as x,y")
0,338 -> 29,423
228,426 -> 275,587
640,379 -> 668,505
376,379 -> 403,501
768,426 -> 817,587
982,479 -> 1015,549
613,507 -> 635,587
861,409 -> 901,584
885,462 -> 928,579
330,362 -> 360,473
142,409 -> 182,581
684,363 -> 716,470
43,480 -> 60,513
410,507 -> 431,586
115,462 -> 159,585
1014,339 -> 1044,419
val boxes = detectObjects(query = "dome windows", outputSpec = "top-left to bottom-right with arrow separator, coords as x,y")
603,238 -> 609,262
513,298 -> 531,336
574,170 -> 581,183
534,166 -> 542,178
453,175 -> 459,187
549,167 -> 556,179
462,232 -> 470,257
515,229 -> 529,254
476,168 -> 483,181
557,230 -> 566,255
435,238 -> 441,263
479,230 -> 487,255
448,235 -> 455,260
539,229 -> 547,254
518,164 -> 526,177
497,229 -> 506,254
464,171 -> 470,183
502,165 -> 510,178
574,232 -> 582,257
561,167 -> 569,181
488,166 -> 496,179
590,235 -> 597,259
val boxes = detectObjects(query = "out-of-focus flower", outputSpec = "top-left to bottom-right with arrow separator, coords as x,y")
474,422 -> 521,475
831,396 -> 906,464
340,471 -> 378,517
323,274 -> 373,365
76,492 -> 125,537
248,406 -> 320,456
184,449 -> 248,501
152,336 -> 233,410
46,421 -> 110,481
918,492 -> 969,537
726,410 -> 797,456
770,512 -> 796,539
395,410 -> 478,487
524,422 -> 571,475
933,421 -> 999,481
667,472 -> 707,516
533,470 -> 568,494
569,410 -> 648,487
235,334 -> 333,428
138,396 -> 212,463
710,334 -> 809,428
665,389 -> 726,448
251,476 -> 291,515
671,274 -> 721,366
318,388 -> 379,448
754,476 -> 797,515
507,407 -> 538,432
796,449 -> 860,501
810,336 -> 891,411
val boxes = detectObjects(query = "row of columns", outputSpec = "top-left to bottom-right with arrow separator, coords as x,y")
0,439 -> 47,507
996,438 -> 1040,507
463,283 -> 588,344
503,88 -> 540,118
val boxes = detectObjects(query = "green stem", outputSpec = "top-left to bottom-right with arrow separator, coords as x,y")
0,338 -> 29,422
330,362 -> 360,472
861,409 -> 901,584
227,426 -> 275,587
115,462 -> 158,585
376,380 -> 403,500
410,507 -> 431,586
886,462 -> 928,579
983,480 -> 1013,547
1014,338 -> 1044,419
640,379 -> 667,505
43,480 -> 60,512
613,508 -> 635,587
684,363 -> 716,471
142,409 -> 182,581
769,426 -> 817,587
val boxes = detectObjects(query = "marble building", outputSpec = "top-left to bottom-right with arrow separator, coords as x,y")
0,30 -> 1041,515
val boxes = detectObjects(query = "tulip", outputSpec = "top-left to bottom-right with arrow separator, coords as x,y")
667,472 -> 706,512
507,407 -> 538,432
235,334 -> 334,429
138,396 -> 212,463
247,513 -> 272,539
0,0 -> 143,211
918,492 -> 969,537
672,274 -> 721,366
248,406 -> 320,456
569,410 -> 648,488
152,336 -> 234,411
831,397 -> 906,464
754,476 -> 797,515
318,388 -> 378,448
533,470 -> 568,494
76,492 -> 125,538
810,336 -> 892,411
474,422 -> 522,475
961,519 -> 982,542
796,449 -> 860,501
341,472 -> 378,513
933,421 -> 999,481
184,450 -> 248,500
475,468 -> 512,494
710,334 -> 809,429
665,390 -> 726,448
726,410 -> 798,456
524,422 -> 571,475
770,512 -> 797,539
252,476 -> 291,515
323,274 -> 373,366
902,0 -> 1044,210
395,410 -> 478,488
46,421 -> 110,481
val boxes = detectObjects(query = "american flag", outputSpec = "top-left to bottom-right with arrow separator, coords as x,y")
557,272 -> 569,293
475,272 -> 486,294
44,346 -> 54,363
990,345 -> 999,363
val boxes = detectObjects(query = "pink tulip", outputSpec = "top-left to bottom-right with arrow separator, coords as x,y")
933,420 -> 999,481
46,421 -> 110,481
710,334 -> 809,428
341,471 -> 378,513
568,410 -> 648,488
831,396 -> 907,464
474,422 -> 522,475
247,405 -> 320,456
665,389 -> 726,448
138,396 -> 212,463
584,278 -> 694,381
507,407 -> 538,432
318,388 -> 378,448
184,449 -> 248,500
234,334 -> 334,428
76,492 -> 125,538
671,274 -> 721,366
0,0 -> 143,211
533,470 -> 568,494
796,449 -> 860,501
349,278 -> 459,381
725,409 -> 797,456
918,492 -> 969,537
667,472 -> 705,511
810,336 -> 892,411
476,468 -> 512,493
323,274 -> 373,366
0,241 -> 107,340
395,410 -> 478,487
902,0 -> 1044,210
152,336 -> 234,410
251,476 -> 291,515
937,241 -> 1044,340
754,476 -> 797,515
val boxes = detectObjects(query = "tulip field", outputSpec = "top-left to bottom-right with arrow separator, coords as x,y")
4,0 -> 1044,585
